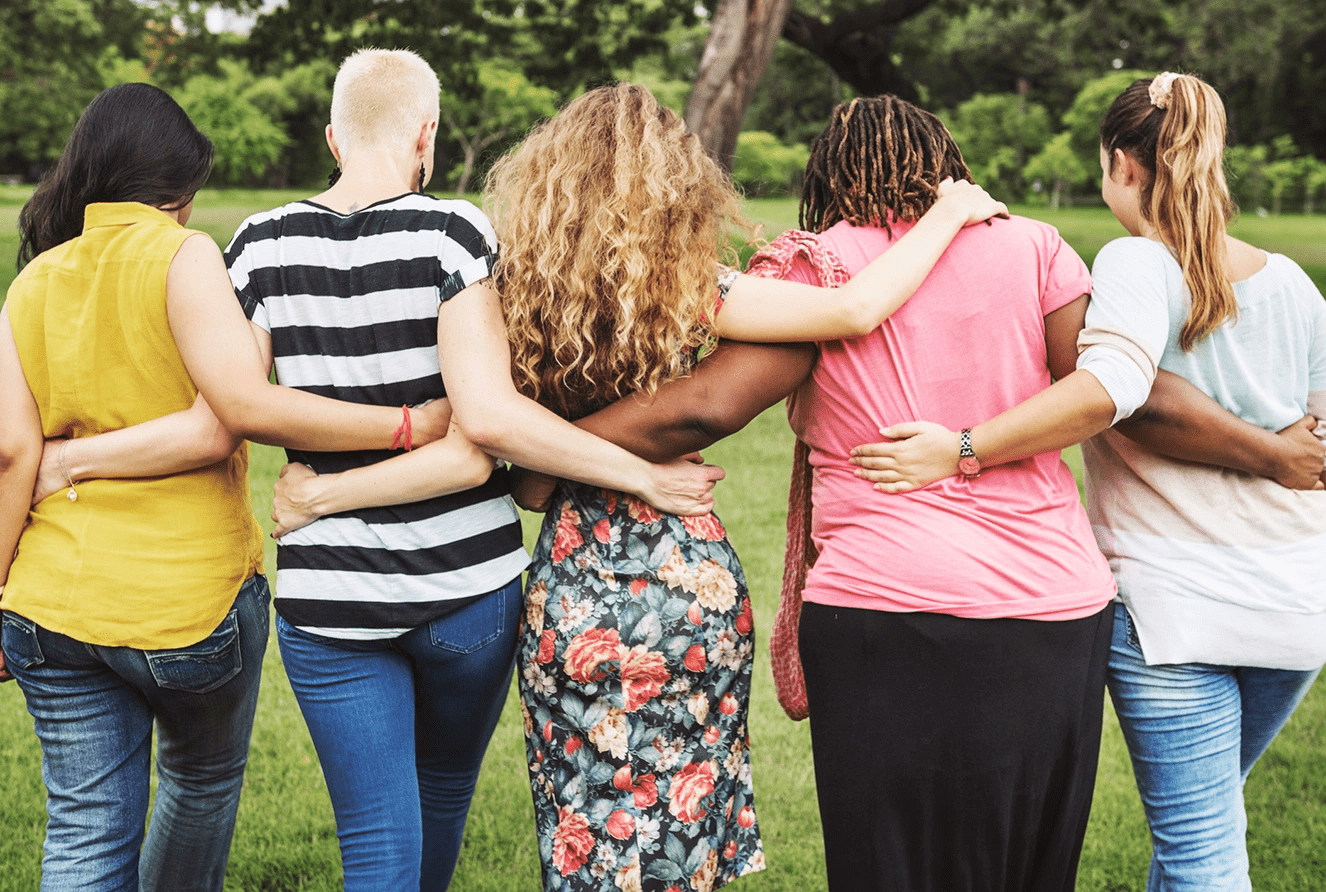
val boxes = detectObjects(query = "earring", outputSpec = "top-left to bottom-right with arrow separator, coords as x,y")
327,166 -> 342,187
417,163 -> 427,194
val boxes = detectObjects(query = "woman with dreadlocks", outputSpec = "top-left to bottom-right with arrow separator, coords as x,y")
259,82 -> 1005,892
752,93 -> 1168,891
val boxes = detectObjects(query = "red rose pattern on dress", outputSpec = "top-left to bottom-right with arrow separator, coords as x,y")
520,482 -> 765,891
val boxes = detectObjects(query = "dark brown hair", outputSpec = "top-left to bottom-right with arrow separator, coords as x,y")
18,83 -> 213,269
800,95 -> 971,235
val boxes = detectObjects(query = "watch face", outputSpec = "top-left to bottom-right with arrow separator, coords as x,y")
958,456 -> 982,477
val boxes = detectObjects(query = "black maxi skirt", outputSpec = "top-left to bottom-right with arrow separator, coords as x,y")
799,600 -> 1115,892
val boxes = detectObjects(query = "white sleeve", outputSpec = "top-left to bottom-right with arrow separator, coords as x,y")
1078,345 -> 1151,423
1076,238 -> 1174,425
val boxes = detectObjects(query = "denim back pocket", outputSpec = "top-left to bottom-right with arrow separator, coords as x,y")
145,608 -> 242,694
1,613 -> 44,671
429,585 -> 508,654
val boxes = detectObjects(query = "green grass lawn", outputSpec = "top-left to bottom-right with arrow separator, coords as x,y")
0,190 -> 1324,890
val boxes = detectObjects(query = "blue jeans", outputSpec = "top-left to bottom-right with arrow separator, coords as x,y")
1,574 -> 270,892
276,576 -> 521,892
1107,605 -> 1320,892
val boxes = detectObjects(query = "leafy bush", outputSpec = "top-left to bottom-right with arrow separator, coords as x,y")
176,62 -> 288,186
731,131 -> 808,198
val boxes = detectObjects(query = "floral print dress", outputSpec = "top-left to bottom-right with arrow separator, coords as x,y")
518,481 -> 765,892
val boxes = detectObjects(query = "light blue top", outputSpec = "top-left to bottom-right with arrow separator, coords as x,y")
1078,236 -> 1326,670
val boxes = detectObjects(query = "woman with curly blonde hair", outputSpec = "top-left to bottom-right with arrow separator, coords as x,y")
481,83 -> 1004,892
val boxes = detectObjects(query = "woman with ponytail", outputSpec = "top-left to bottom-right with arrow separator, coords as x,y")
856,72 -> 1326,890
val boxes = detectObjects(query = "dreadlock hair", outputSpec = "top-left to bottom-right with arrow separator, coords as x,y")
800,95 -> 971,236
1100,73 -> 1236,351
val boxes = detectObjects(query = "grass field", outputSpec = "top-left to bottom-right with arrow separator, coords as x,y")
0,189 -> 1324,890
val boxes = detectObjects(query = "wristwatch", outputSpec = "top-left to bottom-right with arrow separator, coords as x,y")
958,428 -> 982,479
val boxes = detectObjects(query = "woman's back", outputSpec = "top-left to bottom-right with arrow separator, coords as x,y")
225,195 -> 528,639
786,216 -> 1115,620
5,202 -> 262,648
1082,235 -> 1326,669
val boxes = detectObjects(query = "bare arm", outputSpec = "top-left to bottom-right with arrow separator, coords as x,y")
0,309 -> 42,591
270,422 -> 496,537
716,180 -> 1008,342
165,234 -> 449,450
1117,373 -> 1325,489
852,286 -> 1324,492
575,341 -> 815,460
32,394 -> 240,504
437,281 -> 724,516
512,340 -> 816,510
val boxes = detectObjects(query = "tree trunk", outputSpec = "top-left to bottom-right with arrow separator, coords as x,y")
781,0 -> 937,100
456,147 -> 477,196
684,0 -> 794,169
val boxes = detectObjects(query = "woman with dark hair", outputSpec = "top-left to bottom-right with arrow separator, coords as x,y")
0,81 -> 481,891
860,73 -> 1326,891
1,71 -> 726,892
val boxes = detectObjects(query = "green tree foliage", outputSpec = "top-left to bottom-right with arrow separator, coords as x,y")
730,130 -> 810,198
745,40 -> 854,147
244,0 -> 696,102
176,61 -> 289,185
241,61 -> 337,187
1304,157 -> 1326,215
1226,144 -> 1269,213
1024,132 -> 1089,208
1261,136 -> 1324,215
243,0 -> 513,100
439,62 -> 558,195
945,93 -> 1052,199
1061,69 -> 1151,161
0,0 -> 146,174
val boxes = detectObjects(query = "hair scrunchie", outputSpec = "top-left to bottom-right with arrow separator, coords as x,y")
1149,71 -> 1180,109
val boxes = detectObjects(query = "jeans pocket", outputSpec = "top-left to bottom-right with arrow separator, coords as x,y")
145,607 -> 243,694
1,613 -> 44,671
429,585 -> 507,654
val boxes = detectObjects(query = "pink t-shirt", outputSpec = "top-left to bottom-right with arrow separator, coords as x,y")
785,217 -> 1116,620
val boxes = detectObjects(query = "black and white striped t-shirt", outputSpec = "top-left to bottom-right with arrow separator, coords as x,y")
225,194 -> 529,639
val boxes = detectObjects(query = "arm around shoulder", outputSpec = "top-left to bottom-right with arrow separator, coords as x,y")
437,281 -> 722,515
166,234 -> 440,452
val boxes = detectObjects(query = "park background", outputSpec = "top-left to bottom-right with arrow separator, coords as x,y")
3,0 -> 1326,888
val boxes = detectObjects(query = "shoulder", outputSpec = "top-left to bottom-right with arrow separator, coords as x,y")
986,214 -> 1076,253
224,201 -> 310,256
1263,252 -> 1321,293
424,195 -> 498,250
1262,253 -> 1326,317
376,194 -> 497,255
1093,236 -> 1171,269
172,231 -> 226,269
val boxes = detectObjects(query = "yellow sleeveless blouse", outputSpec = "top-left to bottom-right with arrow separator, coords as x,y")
2,203 -> 264,648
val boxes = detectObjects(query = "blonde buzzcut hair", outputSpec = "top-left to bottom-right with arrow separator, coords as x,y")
486,83 -> 749,420
329,49 -> 440,157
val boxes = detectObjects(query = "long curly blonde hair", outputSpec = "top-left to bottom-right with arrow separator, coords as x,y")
485,83 -> 748,420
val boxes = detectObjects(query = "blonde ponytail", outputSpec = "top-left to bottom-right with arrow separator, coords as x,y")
1100,73 -> 1237,351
